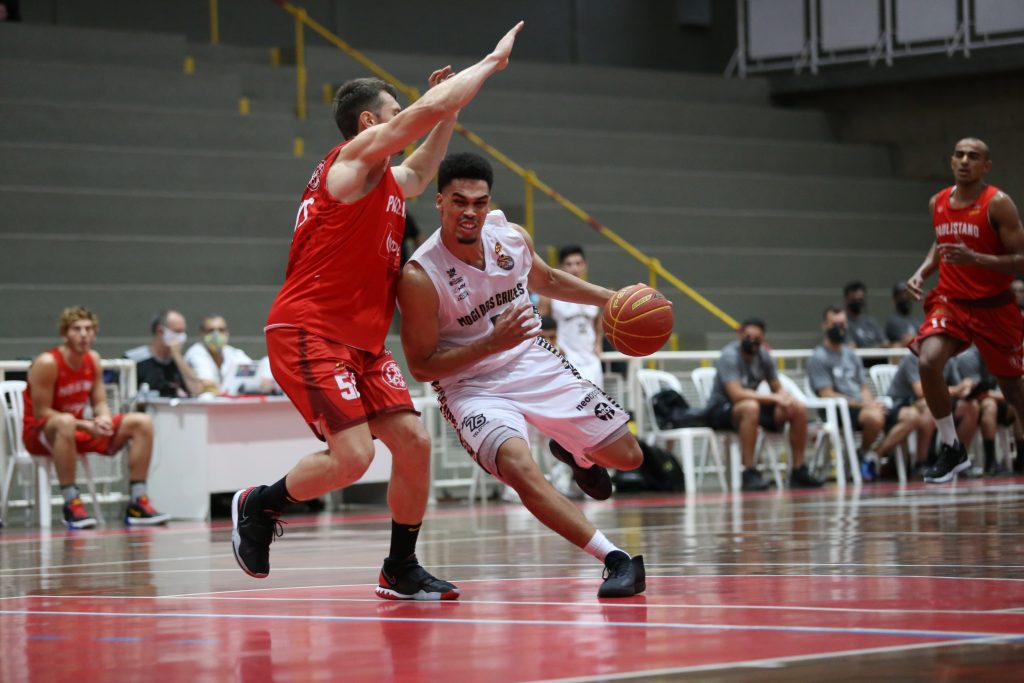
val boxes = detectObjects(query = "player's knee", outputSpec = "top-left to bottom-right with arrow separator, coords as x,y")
49,413 -> 76,438
734,399 -> 759,421
128,413 -> 153,437
616,438 -> 643,471
325,446 -> 374,486
496,446 -> 541,487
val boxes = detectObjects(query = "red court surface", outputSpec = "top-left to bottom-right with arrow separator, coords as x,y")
2,479 -> 1024,681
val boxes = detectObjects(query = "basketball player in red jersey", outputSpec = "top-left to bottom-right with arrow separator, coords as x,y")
231,22 -> 524,600
22,306 -> 169,528
905,138 -> 1024,482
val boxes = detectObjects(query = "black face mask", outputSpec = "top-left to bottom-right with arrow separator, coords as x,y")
895,300 -> 912,315
847,300 -> 864,315
826,324 -> 847,344
740,339 -> 760,354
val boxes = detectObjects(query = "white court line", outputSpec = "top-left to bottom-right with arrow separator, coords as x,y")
5,563 -> 1024,582
15,591 -> 1024,617
523,636 -> 1017,683
0,608 -> 1019,642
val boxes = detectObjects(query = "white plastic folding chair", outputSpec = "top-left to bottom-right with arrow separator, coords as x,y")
802,375 -> 862,485
691,366 -> 789,491
869,363 -> 913,483
777,373 -> 849,487
0,380 -> 105,528
636,369 -> 727,493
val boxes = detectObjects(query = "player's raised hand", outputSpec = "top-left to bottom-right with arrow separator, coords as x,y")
489,21 -> 524,71
427,65 -> 454,89
487,300 -> 540,352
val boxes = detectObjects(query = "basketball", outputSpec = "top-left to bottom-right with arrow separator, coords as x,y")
602,284 -> 674,356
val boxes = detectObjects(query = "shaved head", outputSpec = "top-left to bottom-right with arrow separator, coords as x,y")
955,137 -> 990,159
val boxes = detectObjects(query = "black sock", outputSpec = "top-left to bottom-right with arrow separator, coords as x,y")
983,439 -> 996,471
255,477 -> 300,514
387,519 -> 422,564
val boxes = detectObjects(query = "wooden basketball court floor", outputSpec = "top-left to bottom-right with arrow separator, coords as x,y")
2,478 -> 1023,682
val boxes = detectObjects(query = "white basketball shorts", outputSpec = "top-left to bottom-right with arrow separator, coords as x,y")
434,337 -> 630,479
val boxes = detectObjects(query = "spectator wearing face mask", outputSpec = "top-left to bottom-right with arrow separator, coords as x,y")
808,306 -> 918,481
885,280 -> 924,346
843,281 -> 886,349
705,318 -> 823,491
126,310 -> 203,398
184,314 -> 253,395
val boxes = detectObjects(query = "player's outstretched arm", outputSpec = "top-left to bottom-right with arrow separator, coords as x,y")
398,261 -> 538,382
516,225 -> 614,306
332,21 -> 523,199
393,67 -> 457,199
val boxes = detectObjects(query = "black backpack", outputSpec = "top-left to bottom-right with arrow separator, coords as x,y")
651,388 -> 708,429
614,440 -> 685,493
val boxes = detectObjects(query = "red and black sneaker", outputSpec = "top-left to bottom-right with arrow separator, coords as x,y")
375,556 -> 459,601
124,495 -> 171,526
63,497 -> 97,529
231,487 -> 284,578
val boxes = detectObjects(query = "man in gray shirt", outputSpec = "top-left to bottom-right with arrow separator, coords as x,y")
706,318 -> 823,491
844,281 -> 886,351
808,306 -> 918,481
885,280 -> 924,346
956,345 -> 1024,474
888,353 -> 977,472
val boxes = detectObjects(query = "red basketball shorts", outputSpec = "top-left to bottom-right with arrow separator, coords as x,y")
265,326 -> 416,440
23,413 -> 126,456
909,290 -> 1024,378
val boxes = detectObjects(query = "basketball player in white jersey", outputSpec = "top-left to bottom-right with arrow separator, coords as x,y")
398,153 -> 646,598
539,245 -> 605,389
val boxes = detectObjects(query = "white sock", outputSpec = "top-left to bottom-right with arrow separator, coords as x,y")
130,481 -> 147,502
935,415 -> 957,447
583,531 -> 623,562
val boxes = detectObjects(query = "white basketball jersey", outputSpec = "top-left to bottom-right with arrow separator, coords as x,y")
550,300 -> 598,357
408,210 -> 534,389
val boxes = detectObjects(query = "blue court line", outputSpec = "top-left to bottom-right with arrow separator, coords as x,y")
96,636 -> 144,642
27,635 -> 64,640
2,609 -> 1022,643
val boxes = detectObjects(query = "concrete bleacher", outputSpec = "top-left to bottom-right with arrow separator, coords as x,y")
0,21 -> 930,362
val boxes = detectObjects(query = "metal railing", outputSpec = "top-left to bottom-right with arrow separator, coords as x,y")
264,1 -> 739,333
727,0 -> 1024,78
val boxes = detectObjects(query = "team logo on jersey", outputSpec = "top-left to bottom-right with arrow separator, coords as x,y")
307,160 -> 325,191
382,360 -> 407,390
462,413 -> 488,437
446,266 -> 467,299
494,241 -> 515,271
594,402 -> 615,421
380,226 -> 401,268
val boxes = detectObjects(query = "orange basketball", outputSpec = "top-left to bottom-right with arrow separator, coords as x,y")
602,284 -> 674,357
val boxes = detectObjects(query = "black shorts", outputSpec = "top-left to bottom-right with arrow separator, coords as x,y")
706,401 -> 783,433
885,397 -> 914,433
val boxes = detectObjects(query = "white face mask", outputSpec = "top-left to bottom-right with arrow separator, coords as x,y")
162,329 -> 187,346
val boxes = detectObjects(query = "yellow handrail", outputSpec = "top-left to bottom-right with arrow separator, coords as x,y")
269,0 -> 739,333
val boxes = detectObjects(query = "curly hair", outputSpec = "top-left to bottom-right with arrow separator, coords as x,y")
59,306 -> 99,335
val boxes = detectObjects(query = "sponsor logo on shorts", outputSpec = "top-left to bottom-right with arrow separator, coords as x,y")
462,413 -> 488,437
575,389 -> 601,412
594,402 -> 615,421
382,360 -> 407,390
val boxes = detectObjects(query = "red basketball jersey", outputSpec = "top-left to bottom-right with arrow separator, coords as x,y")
23,348 -> 96,427
266,142 -> 406,353
933,184 -> 1012,300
